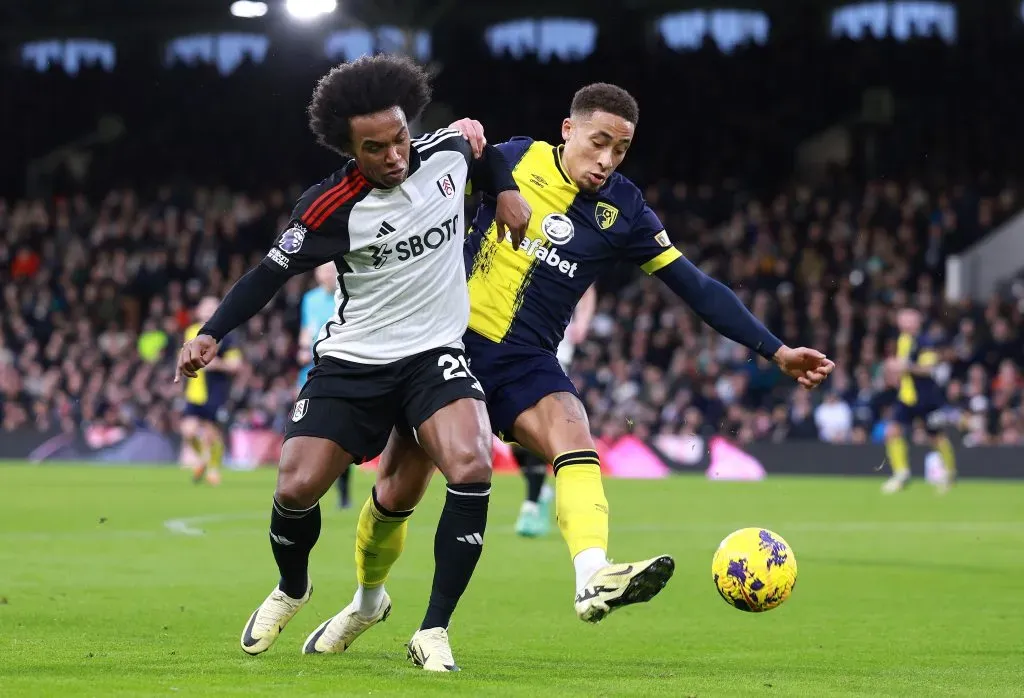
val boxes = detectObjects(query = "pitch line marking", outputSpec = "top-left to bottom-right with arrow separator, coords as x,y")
163,512 -> 266,536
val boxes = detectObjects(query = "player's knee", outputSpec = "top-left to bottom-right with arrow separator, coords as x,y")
885,423 -> 903,441
443,434 -> 493,485
275,462 -> 323,510
375,476 -> 423,512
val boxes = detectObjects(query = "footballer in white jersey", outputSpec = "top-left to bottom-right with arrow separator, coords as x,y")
176,55 -> 531,672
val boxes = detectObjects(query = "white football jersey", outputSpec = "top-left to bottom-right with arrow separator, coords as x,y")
262,128 -> 473,365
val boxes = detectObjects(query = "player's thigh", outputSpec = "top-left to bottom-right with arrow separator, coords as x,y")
414,398 -> 492,484
180,414 -> 201,440
511,391 -> 596,464
399,347 -> 492,484
200,417 -> 223,444
276,435 -> 354,509
375,428 -> 437,512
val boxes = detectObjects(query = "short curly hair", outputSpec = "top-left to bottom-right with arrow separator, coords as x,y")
308,54 -> 432,156
570,83 -> 639,125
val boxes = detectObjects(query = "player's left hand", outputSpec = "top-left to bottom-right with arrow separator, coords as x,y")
449,118 -> 487,159
175,334 -> 220,383
772,346 -> 835,389
495,190 -> 532,249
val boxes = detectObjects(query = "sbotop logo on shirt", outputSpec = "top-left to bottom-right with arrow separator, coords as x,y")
367,214 -> 459,268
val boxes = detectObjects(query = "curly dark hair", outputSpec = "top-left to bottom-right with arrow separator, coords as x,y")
308,54 -> 432,155
569,83 -> 639,125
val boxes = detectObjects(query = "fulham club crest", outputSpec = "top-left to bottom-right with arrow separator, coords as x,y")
292,399 -> 308,423
436,173 -> 456,199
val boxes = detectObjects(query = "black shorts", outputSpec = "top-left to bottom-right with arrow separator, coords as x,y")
284,346 -> 484,463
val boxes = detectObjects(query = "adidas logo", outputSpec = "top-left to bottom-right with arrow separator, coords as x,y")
377,220 -> 396,238
456,532 -> 484,545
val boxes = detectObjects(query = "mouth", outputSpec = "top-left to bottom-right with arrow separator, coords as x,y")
586,172 -> 606,187
384,167 -> 406,180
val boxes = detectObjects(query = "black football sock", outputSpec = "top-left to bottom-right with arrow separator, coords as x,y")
516,449 -> 546,504
337,465 -> 352,508
420,482 -> 490,630
270,498 -> 321,599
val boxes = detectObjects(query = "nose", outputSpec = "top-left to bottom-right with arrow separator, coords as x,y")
596,149 -> 612,171
385,146 -> 401,165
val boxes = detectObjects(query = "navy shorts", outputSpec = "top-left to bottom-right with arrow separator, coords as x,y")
463,330 -> 579,441
893,401 -> 946,434
183,402 -> 222,424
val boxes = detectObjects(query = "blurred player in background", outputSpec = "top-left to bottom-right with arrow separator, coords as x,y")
881,308 -> 956,493
298,262 -> 352,509
368,83 -> 834,627
514,284 -> 596,537
180,296 -> 242,485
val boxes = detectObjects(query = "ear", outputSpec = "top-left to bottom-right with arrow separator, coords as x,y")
561,117 -> 573,142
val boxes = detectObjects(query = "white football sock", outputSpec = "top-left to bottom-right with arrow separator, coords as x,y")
573,547 -> 609,593
353,584 -> 385,616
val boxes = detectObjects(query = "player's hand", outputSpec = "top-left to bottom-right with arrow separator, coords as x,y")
175,334 -> 220,383
772,346 -> 835,390
495,190 -> 532,249
449,118 -> 487,159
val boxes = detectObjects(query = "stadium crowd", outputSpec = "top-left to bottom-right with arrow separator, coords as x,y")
4,35 -> 1024,448
2,172 -> 1022,447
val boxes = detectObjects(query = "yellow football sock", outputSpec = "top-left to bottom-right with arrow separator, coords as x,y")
886,435 -> 909,477
355,488 -> 412,588
552,450 -> 609,559
208,434 -> 225,473
935,435 -> 956,478
187,435 -> 205,459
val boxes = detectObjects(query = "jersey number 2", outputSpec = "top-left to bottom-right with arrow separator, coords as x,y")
438,354 -> 484,394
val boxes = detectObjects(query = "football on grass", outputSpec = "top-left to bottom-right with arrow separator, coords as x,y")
712,527 -> 797,612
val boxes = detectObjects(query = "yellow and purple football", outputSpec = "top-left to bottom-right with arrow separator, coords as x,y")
712,527 -> 797,612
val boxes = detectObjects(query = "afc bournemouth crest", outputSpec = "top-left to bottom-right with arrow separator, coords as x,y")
292,399 -> 308,423
595,202 -> 619,230
436,173 -> 456,199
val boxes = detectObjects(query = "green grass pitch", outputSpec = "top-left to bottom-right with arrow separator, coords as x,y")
2,463 -> 1023,697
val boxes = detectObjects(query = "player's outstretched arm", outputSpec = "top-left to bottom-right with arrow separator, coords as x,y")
650,254 -> 833,389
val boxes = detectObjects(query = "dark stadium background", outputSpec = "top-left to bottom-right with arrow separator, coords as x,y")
2,0 -> 1024,479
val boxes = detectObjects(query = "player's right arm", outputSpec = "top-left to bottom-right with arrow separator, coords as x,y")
176,185 -> 351,382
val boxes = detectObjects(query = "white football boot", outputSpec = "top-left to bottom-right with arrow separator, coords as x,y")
574,555 -> 675,623
881,470 -> 910,494
302,592 -> 392,654
240,580 -> 312,655
407,627 -> 459,672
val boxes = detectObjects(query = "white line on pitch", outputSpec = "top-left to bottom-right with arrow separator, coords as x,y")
162,512 -> 266,536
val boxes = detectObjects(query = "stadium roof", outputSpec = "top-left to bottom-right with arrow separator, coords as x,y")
3,0 -> 853,40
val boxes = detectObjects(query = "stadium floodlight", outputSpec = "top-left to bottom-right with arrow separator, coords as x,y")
285,0 -> 338,20
230,1 -> 268,18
